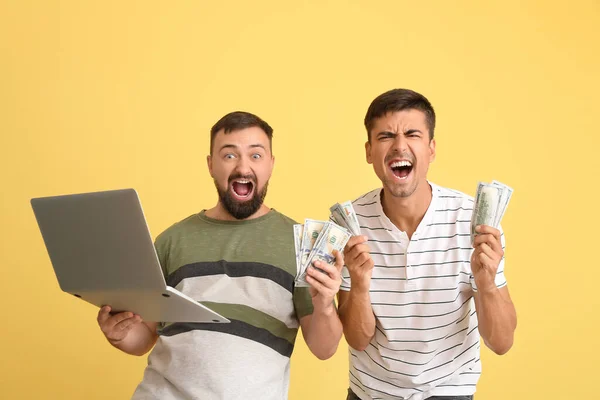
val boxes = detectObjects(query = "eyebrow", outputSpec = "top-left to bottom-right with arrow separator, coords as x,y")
219,143 -> 267,152
376,129 -> 422,137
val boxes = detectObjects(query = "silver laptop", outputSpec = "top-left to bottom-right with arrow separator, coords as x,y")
31,188 -> 229,324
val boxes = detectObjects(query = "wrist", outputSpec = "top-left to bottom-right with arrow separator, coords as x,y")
313,301 -> 337,316
471,275 -> 497,293
349,275 -> 371,294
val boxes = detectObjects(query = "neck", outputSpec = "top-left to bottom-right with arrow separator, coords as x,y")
381,182 -> 432,238
204,202 -> 271,221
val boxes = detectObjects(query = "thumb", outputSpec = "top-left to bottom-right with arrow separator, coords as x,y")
333,250 -> 344,272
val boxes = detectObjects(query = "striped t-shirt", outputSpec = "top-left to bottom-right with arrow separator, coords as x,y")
132,210 -> 313,400
341,182 -> 507,400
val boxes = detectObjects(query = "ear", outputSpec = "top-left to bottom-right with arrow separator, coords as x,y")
429,138 -> 436,163
365,141 -> 373,164
207,155 -> 213,177
267,154 -> 275,178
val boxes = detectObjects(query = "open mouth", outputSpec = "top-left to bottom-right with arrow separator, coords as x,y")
389,160 -> 413,181
230,179 -> 255,201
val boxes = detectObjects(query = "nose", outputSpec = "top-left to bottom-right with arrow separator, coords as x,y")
234,155 -> 253,176
393,134 -> 408,153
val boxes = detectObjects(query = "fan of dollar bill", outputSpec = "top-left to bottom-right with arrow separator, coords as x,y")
470,180 -> 513,244
293,202 -> 362,287
293,181 -> 513,286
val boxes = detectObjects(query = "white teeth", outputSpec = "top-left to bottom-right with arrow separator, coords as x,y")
390,160 -> 412,168
235,179 -> 251,184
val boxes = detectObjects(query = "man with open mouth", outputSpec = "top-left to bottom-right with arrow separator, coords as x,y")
96,111 -> 344,399
337,89 -> 518,400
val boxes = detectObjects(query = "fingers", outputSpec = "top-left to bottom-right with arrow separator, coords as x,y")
305,273 -> 327,294
97,305 -> 112,325
478,243 -> 497,260
332,250 -> 344,272
99,309 -> 139,334
309,262 -> 339,283
344,236 -> 372,268
311,260 -> 337,276
114,315 -> 142,334
473,243 -> 500,271
344,243 -> 372,268
308,258 -> 342,291
478,251 -> 494,268
475,225 -> 501,241
473,232 -> 504,256
345,235 -> 369,250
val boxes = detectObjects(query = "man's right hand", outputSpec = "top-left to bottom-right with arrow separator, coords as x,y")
97,306 -> 143,344
96,306 -> 158,356
343,235 -> 374,291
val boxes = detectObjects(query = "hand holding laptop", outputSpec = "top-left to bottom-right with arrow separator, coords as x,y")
97,306 -> 143,342
96,305 -> 160,355
31,189 -> 229,324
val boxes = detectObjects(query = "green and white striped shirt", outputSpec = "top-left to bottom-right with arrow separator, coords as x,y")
132,210 -> 313,400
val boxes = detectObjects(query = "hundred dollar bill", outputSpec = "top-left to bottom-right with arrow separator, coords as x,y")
330,206 -> 348,230
299,219 -> 327,275
329,201 -> 361,236
297,222 -> 351,286
293,224 -> 304,276
470,182 -> 504,244
340,201 -> 361,235
492,180 -> 513,228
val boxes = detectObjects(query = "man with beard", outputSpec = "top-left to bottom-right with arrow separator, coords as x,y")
96,111 -> 344,399
338,89 -> 517,400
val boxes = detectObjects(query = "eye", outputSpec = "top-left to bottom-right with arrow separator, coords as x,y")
224,153 -> 236,159
378,133 -> 395,141
252,153 -> 262,159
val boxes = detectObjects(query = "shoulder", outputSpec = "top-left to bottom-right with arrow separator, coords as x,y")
352,189 -> 380,205
154,214 -> 199,246
269,210 -> 298,227
431,183 -> 474,215
351,188 -> 381,210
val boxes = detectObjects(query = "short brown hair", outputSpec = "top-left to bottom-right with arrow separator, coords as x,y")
210,111 -> 273,154
364,89 -> 436,141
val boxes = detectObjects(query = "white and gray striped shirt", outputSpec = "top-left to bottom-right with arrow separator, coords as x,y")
341,182 -> 507,400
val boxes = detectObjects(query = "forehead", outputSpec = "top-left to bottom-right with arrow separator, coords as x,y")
370,109 -> 428,133
213,126 -> 271,149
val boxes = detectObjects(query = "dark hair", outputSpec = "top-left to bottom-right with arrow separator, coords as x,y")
210,111 -> 273,154
364,89 -> 436,141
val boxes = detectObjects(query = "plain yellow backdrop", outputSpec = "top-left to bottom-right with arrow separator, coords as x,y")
1,1 -> 598,399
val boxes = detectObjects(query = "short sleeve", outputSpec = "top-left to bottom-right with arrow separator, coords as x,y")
154,231 -> 171,279
293,286 -> 314,318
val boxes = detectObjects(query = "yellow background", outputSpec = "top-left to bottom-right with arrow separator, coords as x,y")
1,1 -> 598,398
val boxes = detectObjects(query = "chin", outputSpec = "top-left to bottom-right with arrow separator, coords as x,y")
385,181 -> 418,198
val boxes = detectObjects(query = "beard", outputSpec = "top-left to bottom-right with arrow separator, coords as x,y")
214,174 -> 269,220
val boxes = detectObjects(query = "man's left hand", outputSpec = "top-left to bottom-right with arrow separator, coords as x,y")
471,225 -> 504,292
306,250 -> 344,311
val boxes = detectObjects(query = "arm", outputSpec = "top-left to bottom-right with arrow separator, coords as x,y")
337,236 -> 376,351
299,251 -> 344,360
471,225 -> 517,355
473,286 -> 516,355
97,306 -> 159,356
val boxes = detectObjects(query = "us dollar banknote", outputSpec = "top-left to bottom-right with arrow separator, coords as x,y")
329,201 -> 361,236
295,221 -> 351,287
470,180 -> 513,244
